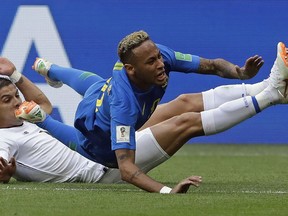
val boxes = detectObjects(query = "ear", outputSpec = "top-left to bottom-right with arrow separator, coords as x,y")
124,64 -> 135,76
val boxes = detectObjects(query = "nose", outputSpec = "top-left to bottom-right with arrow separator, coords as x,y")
14,97 -> 22,108
156,58 -> 164,69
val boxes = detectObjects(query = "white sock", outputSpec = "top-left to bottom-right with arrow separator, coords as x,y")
202,80 -> 269,110
255,85 -> 281,109
201,83 -> 280,136
201,96 -> 257,135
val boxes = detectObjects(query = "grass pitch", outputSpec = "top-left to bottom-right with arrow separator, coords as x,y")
1,144 -> 288,216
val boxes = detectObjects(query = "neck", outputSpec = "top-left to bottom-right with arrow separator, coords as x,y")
0,120 -> 23,128
128,74 -> 151,91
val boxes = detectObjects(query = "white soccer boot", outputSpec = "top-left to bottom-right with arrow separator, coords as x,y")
268,42 -> 288,103
33,58 -> 63,88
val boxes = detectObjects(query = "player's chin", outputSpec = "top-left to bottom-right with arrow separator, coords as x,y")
14,117 -> 24,124
154,79 -> 167,87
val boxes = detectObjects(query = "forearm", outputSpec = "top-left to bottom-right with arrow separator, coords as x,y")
15,75 -> 53,114
198,58 -> 241,79
116,149 -> 168,193
120,163 -> 166,193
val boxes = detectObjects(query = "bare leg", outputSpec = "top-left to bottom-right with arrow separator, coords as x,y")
140,93 -> 203,130
150,84 -> 282,156
149,112 -> 204,156
140,80 -> 268,130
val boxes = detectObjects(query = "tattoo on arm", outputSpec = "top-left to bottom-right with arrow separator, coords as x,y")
130,169 -> 143,182
117,153 -> 144,182
199,59 -> 214,73
117,153 -> 130,161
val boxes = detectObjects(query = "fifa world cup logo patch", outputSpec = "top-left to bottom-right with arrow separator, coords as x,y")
116,125 -> 130,143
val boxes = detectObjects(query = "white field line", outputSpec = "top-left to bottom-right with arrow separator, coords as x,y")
176,151 -> 288,157
215,190 -> 288,194
0,186 -> 139,192
1,186 -> 288,194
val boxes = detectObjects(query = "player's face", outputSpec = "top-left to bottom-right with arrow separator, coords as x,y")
129,40 -> 168,90
0,84 -> 23,127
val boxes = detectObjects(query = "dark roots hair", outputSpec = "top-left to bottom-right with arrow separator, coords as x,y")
117,30 -> 150,64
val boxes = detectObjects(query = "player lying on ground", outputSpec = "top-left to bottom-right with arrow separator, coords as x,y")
31,30 -> 263,193
0,58 -> 202,194
32,33 -> 287,193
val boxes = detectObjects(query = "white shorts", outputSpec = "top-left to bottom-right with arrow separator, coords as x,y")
99,128 -> 170,183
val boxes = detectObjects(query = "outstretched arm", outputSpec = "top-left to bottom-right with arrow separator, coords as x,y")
38,115 -> 79,149
15,100 -> 79,149
198,55 -> 264,80
0,57 -> 52,114
115,149 -> 202,193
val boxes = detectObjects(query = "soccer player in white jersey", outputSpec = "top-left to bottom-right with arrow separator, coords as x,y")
0,57 -> 202,193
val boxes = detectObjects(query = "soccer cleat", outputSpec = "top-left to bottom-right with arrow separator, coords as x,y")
15,101 -> 46,123
268,42 -> 288,102
33,58 -> 63,88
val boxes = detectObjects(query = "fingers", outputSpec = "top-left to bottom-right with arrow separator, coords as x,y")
248,55 -> 264,68
186,175 -> 202,187
0,157 -> 8,168
170,175 -> 203,194
254,56 -> 264,68
9,157 -> 16,166
0,157 -> 16,169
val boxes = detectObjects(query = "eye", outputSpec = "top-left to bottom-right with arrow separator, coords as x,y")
2,96 -> 11,103
147,59 -> 155,65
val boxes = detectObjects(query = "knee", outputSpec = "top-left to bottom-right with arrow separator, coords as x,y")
173,112 -> 200,127
171,112 -> 204,137
174,93 -> 202,112
174,94 -> 191,104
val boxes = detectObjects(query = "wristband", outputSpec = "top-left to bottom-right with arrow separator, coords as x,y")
10,70 -> 22,83
159,186 -> 172,194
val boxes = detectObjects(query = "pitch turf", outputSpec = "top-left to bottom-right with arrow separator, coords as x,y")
1,144 -> 288,216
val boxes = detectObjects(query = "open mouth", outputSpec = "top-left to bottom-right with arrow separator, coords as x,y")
156,71 -> 166,82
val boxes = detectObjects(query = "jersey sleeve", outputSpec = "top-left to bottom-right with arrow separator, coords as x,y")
37,115 -> 79,148
110,82 -> 137,151
157,43 -> 200,73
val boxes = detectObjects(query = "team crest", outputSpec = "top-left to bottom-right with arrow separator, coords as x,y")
116,125 -> 130,143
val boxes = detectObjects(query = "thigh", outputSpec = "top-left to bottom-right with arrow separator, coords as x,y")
134,128 -> 170,173
98,128 -> 170,184
139,93 -> 203,130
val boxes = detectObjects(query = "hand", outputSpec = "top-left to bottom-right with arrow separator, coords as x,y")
15,101 -> 46,123
0,57 -> 16,76
0,157 -> 16,183
236,55 -> 264,80
170,175 -> 202,193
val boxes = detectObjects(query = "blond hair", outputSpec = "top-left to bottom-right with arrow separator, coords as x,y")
117,30 -> 150,64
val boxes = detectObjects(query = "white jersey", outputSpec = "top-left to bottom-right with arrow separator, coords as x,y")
0,122 -> 106,183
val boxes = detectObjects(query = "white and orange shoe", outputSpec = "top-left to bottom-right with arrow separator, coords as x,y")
15,101 -> 46,123
268,42 -> 288,102
33,58 -> 63,88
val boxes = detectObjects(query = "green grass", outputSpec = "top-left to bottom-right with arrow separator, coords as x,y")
1,144 -> 288,216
